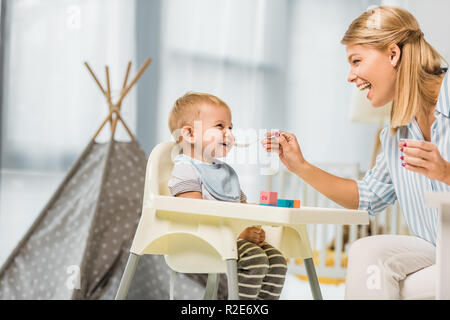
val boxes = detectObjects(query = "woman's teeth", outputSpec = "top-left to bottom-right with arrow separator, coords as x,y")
359,82 -> 371,90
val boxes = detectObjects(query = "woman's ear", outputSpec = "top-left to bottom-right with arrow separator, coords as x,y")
388,43 -> 401,67
181,125 -> 195,144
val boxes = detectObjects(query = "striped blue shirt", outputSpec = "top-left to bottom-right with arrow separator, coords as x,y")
357,70 -> 450,246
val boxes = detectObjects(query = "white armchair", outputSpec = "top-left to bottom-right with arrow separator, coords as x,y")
425,192 -> 450,300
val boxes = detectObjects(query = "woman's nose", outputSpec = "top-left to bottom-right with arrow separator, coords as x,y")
347,71 -> 357,83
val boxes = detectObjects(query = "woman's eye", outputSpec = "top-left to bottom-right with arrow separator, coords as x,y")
352,60 -> 360,65
216,124 -> 224,128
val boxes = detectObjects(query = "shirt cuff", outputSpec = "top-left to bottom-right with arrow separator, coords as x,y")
356,179 -> 371,212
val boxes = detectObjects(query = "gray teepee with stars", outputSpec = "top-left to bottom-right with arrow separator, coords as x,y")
0,60 -> 206,300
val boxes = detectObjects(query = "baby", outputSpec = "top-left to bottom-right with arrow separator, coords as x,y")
167,92 -> 287,300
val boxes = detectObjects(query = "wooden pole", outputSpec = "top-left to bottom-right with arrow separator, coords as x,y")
84,62 -> 106,97
117,114 -> 135,141
116,58 -> 152,107
87,58 -> 152,142
119,62 -> 132,111
105,66 -> 113,128
105,66 -> 112,104
110,113 -> 119,138
122,62 -> 132,92
91,111 -> 113,142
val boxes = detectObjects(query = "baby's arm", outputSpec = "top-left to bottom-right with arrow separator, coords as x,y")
168,163 -> 202,198
240,190 -> 247,204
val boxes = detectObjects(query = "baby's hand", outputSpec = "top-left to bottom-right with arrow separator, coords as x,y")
256,228 -> 266,247
239,227 -> 265,246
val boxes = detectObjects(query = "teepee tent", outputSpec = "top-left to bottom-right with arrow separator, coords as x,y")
0,59 -> 206,300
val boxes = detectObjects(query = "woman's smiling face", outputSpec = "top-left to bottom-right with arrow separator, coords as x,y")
346,44 -> 399,107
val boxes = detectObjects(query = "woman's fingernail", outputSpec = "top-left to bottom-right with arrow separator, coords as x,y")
403,143 -> 407,147
275,132 -> 280,137
402,163 -> 406,167
400,155 -> 404,160
400,148 -> 403,152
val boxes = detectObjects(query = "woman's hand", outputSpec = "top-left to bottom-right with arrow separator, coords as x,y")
239,227 -> 266,247
399,140 -> 450,184
261,130 -> 306,175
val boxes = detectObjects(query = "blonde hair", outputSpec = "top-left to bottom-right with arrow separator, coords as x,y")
341,6 -> 447,135
168,92 -> 230,142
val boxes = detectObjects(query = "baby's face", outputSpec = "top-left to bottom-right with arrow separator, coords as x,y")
194,104 -> 235,159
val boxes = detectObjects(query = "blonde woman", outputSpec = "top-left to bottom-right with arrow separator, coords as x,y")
262,6 -> 449,299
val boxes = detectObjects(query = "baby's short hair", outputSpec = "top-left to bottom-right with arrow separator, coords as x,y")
168,92 -> 230,141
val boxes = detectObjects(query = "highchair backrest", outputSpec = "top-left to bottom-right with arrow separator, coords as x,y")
142,141 -> 179,202
140,141 -> 231,273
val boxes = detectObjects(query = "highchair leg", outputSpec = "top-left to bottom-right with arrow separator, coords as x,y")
304,257 -> 323,300
169,270 -> 177,300
115,253 -> 140,300
203,273 -> 220,300
226,259 -> 239,300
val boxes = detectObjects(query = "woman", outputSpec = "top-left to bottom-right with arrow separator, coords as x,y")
262,6 -> 450,299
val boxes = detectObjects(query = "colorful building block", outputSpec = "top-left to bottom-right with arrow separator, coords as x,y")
276,199 -> 301,208
277,199 -> 294,208
259,191 -> 278,205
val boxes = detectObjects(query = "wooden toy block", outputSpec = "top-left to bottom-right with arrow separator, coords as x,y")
293,200 -> 301,208
259,191 -> 277,205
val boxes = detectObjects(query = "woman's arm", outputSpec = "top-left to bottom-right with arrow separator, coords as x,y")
295,161 -> 359,209
262,131 -> 359,210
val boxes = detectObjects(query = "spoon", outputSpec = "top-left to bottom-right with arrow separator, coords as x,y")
234,132 -> 282,148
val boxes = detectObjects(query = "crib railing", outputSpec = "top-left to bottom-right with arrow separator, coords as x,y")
266,163 -> 409,283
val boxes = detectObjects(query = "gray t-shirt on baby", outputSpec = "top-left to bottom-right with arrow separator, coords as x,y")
168,154 -> 247,202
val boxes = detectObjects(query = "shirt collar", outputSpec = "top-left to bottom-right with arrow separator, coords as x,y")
434,69 -> 449,118
174,153 -> 220,166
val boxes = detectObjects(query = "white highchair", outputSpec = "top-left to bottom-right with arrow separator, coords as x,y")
115,141 -> 368,300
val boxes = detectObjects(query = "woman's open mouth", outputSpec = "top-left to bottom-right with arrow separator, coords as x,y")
359,82 -> 371,91
358,81 -> 372,99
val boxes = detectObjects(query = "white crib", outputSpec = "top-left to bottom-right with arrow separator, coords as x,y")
266,163 -> 410,284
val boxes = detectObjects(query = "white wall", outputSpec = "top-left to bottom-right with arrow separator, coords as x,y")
383,0 -> 450,61
284,0 -> 450,173
285,0 -> 380,172
2,0 -> 137,170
